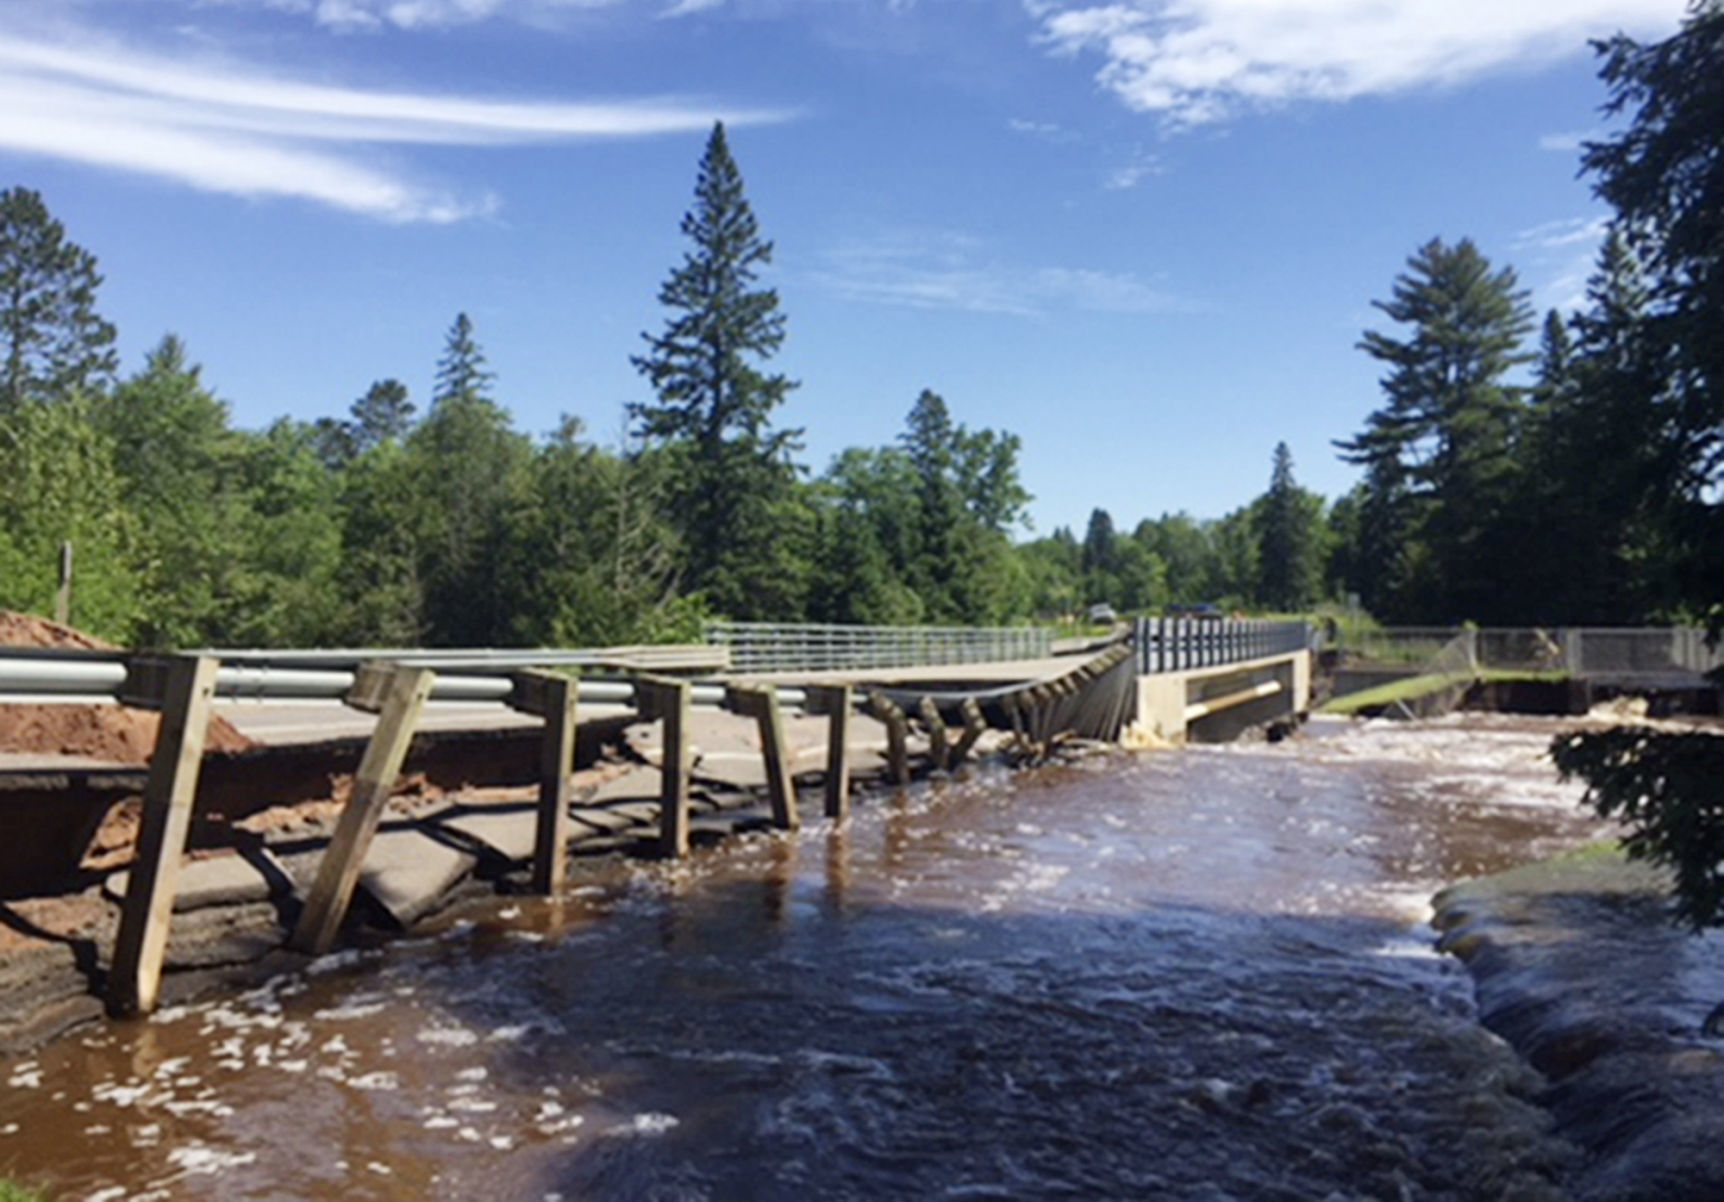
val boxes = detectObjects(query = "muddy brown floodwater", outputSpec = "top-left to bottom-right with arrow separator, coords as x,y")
1,716 -> 1615,1201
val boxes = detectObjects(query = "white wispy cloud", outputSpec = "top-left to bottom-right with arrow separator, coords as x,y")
1008,116 -> 1071,140
1515,215 -> 1611,312
1539,127 -> 1607,152
273,0 -> 628,32
0,23 -> 792,221
660,0 -> 726,17
1104,147 -> 1161,189
1031,0 -> 1680,127
811,229 -> 1196,316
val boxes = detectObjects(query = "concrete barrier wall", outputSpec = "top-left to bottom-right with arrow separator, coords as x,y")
1126,651 -> 1310,745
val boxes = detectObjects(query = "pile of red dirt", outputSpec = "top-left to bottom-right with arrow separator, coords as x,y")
0,611 -> 255,763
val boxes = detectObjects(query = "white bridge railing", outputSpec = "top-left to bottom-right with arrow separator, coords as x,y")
705,621 -> 1052,674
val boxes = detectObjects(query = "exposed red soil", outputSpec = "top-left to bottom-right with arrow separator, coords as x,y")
0,610 -> 255,763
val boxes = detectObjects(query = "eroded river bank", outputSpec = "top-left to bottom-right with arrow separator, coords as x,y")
2,715 -> 1721,1201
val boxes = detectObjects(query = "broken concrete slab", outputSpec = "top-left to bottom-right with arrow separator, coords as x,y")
355,828 -> 478,928
105,848 -> 291,913
437,809 -> 537,863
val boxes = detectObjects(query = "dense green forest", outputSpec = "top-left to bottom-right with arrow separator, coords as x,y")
0,7 -> 1718,650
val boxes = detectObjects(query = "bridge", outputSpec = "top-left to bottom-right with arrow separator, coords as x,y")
1,617 -> 1309,1015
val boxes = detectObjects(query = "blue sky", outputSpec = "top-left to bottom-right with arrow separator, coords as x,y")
0,0 -> 1685,536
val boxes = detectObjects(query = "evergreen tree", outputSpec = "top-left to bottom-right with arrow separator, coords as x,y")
503,418 -> 685,646
435,314 -> 494,407
629,122 -> 804,618
350,378 -> 415,454
230,419 -> 345,646
411,312 -> 532,644
1338,237 -> 1534,621
96,335 -> 252,646
1556,3 -> 1724,941
1254,442 -> 1323,611
1080,508 -> 1118,605
1584,0 -> 1724,524
0,187 -> 117,409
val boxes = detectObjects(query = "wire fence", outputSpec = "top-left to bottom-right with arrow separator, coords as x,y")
1334,626 -> 1723,679
704,621 -> 1052,674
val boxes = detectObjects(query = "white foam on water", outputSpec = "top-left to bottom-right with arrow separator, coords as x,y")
304,949 -> 369,976
164,1143 -> 257,1176
606,1112 -> 679,1138
416,1024 -> 479,1048
348,1071 -> 401,1091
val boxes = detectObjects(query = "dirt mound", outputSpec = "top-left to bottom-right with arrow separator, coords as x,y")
0,610 -> 256,762
0,610 -> 116,651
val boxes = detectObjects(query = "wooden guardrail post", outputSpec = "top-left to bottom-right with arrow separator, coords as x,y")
510,671 -> 578,896
108,655 -> 219,1017
636,675 -> 692,857
292,664 -> 434,956
867,690 -> 910,785
918,696 -> 950,771
725,684 -> 800,832
950,697 -> 987,765
803,684 -> 852,820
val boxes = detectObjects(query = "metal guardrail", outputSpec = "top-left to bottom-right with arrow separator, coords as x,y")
0,650 -> 804,711
1333,626 -> 1723,679
705,621 -> 1051,673
1132,618 -> 1310,675
189,644 -> 730,673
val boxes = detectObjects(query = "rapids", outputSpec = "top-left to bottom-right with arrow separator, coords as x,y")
0,716 -> 1615,1201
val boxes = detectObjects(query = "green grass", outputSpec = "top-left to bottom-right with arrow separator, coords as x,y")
1320,669 -> 1567,716
1,1179 -> 46,1202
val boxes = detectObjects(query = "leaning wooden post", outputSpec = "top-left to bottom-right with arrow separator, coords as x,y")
867,690 -> 910,785
108,655 -> 219,1017
510,671 -> 578,896
803,684 -> 852,821
950,697 -> 988,765
636,676 -> 692,858
725,684 -> 800,831
291,664 -> 434,956
917,696 -> 950,771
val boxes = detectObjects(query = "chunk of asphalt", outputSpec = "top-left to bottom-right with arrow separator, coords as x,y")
356,828 -> 478,928
104,848 -> 291,912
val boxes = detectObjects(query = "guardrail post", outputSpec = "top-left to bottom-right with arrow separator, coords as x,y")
951,697 -> 987,765
107,655 -> 219,1017
637,676 -> 693,856
867,690 -> 910,785
804,684 -> 852,820
725,684 -> 800,832
918,696 -> 950,771
292,664 -> 435,955
509,671 -> 578,896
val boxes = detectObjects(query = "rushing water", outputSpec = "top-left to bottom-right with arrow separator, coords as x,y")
1,715 -> 1612,1201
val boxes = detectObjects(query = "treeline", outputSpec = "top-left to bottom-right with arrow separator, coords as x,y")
4,0 -> 1719,655
0,128 -> 1331,651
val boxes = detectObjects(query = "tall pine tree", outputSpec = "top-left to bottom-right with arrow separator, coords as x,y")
630,122 -> 805,619
0,187 -> 117,410
1338,237 -> 1534,622
1255,442 -> 1323,612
